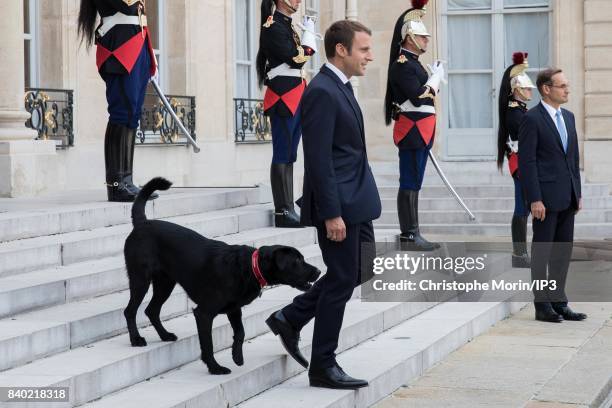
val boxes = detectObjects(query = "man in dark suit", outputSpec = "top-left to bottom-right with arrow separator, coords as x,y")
265,20 -> 381,389
518,68 -> 587,323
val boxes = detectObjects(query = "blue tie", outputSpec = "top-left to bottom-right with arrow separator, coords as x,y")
556,110 -> 568,153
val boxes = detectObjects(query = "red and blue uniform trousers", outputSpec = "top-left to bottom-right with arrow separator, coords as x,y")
96,29 -> 155,129
264,79 -> 306,164
101,45 -> 151,129
269,107 -> 302,164
508,152 -> 530,217
393,112 -> 436,191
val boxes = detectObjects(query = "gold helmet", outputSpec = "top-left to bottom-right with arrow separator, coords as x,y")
401,0 -> 431,51
510,52 -> 536,91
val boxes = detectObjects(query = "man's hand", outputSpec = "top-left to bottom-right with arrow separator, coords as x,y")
531,201 -> 546,221
325,217 -> 346,242
576,197 -> 582,214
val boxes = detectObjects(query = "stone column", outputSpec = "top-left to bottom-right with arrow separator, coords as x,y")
0,0 -> 56,197
346,0 -> 360,98
583,0 -> 612,189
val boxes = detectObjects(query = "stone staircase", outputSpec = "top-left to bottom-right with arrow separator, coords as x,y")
371,160 -> 612,239
0,173 -> 533,408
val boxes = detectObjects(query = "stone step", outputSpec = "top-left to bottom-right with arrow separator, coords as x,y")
78,248 -> 508,408
375,172 -> 596,187
0,286 -> 292,407
0,282 -> 410,408
376,183 -> 610,199
80,299 -> 436,408
370,160 -> 518,175
0,243 -> 324,373
0,230 -> 399,407
0,203 -> 274,278
237,301 -> 526,408
0,188 -> 265,243
376,222 -> 612,239
376,209 -> 612,224
380,196 -> 612,212
375,172 -> 515,187
0,225 -> 318,319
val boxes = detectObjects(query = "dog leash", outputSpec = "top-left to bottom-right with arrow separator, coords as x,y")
169,185 -> 259,189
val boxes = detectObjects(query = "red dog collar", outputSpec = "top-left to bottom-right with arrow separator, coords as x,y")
251,249 -> 267,288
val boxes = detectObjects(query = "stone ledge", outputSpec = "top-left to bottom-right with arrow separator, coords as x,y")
0,140 -> 58,198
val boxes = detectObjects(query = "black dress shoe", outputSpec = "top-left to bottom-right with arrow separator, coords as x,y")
265,311 -> 309,368
511,253 -> 531,268
552,305 -> 587,321
535,307 -> 563,323
309,364 -> 368,390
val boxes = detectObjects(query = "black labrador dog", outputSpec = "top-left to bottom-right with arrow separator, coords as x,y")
123,178 -> 321,375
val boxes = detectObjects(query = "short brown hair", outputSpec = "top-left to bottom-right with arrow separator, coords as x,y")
536,68 -> 563,94
324,20 -> 372,59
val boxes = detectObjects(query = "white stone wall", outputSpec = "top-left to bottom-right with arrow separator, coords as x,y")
3,0 -> 611,195
584,0 -> 612,189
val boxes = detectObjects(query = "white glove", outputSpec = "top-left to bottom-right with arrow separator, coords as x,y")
302,15 -> 316,33
425,60 -> 446,94
300,15 -> 319,54
151,67 -> 160,84
425,71 -> 442,94
507,139 -> 519,153
431,60 -> 446,78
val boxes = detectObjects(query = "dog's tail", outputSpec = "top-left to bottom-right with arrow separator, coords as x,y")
132,177 -> 172,226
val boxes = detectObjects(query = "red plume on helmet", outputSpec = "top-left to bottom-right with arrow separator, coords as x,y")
411,0 -> 429,9
512,52 -> 528,65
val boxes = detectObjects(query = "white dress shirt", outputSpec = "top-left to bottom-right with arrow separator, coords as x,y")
541,100 -> 567,134
325,62 -> 350,84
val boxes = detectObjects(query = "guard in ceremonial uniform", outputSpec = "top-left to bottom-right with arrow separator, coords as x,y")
384,0 -> 445,251
497,52 -> 536,268
256,0 -> 317,228
78,0 -> 157,202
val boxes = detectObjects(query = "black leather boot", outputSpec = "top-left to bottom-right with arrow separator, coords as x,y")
398,189 -> 440,251
104,123 -> 157,202
270,163 -> 302,228
511,215 -> 530,268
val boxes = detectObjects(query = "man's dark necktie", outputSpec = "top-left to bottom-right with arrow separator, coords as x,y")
345,81 -> 354,94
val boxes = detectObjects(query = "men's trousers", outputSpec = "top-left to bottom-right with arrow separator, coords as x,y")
282,221 -> 375,370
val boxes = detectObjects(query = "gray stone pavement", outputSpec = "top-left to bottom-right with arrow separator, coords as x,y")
375,302 -> 612,408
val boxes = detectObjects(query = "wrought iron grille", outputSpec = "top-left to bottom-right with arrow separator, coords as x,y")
24,88 -> 74,148
234,98 -> 272,143
137,89 -> 196,146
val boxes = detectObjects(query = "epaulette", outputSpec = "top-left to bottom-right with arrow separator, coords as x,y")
292,46 -> 310,64
397,55 -> 408,64
263,15 -> 274,28
508,101 -> 520,108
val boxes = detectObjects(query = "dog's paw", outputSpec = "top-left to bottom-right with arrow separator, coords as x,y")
232,345 -> 244,366
160,332 -> 178,342
130,336 -> 147,347
208,364 -> 232,375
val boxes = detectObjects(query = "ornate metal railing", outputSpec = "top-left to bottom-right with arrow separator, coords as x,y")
24,88 -> 74,148
137,90 -> 196,146
234,98 -> 272,143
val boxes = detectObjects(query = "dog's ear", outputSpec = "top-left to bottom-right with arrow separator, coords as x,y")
258,246 -> 302,274
271,246 -> 301,272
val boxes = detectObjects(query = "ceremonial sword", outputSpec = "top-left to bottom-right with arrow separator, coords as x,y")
150,78 -> 201,153
428,152 -> 477,221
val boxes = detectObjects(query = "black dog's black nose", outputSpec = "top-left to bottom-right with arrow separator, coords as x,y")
311,268 -> 322,281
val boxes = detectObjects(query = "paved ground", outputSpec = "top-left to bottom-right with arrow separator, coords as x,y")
374,302 -> 612,408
